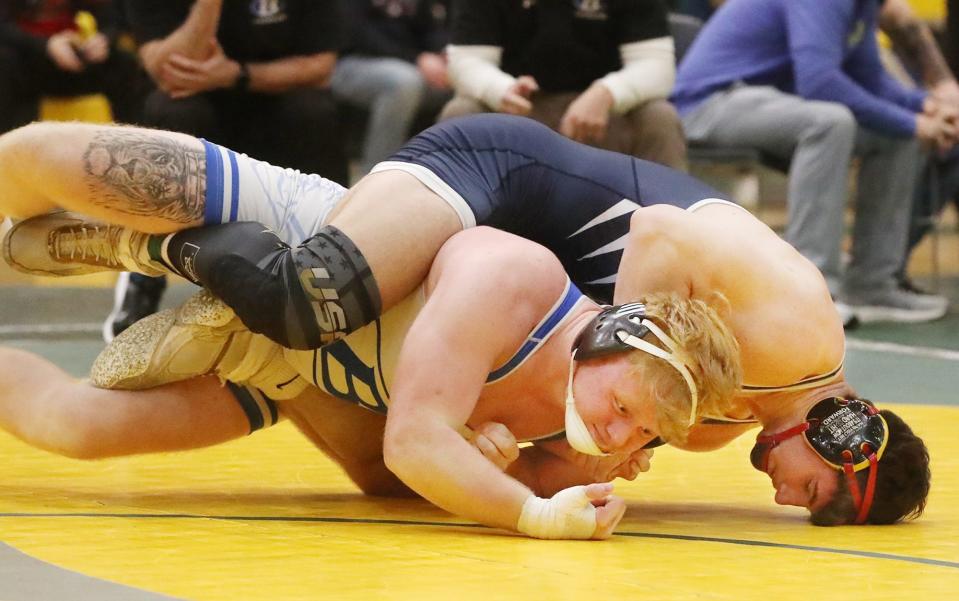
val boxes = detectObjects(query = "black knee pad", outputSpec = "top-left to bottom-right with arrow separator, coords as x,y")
166,222 -> 381,349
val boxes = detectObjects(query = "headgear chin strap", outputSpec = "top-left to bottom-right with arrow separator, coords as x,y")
564,303 -> 700,456
750,397 -> 888,524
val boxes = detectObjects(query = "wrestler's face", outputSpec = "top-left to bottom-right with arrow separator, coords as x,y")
570,355 -> 660,453
758,431 -> 839,513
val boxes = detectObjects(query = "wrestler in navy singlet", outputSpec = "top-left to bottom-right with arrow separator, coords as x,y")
375,114 -> 726,303
173,114 -> 727,350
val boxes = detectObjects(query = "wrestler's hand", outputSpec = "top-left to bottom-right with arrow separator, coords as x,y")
47,31 -> 85,72
590,483 -> 627,539
470,421 -> 520,471
559,83 -> 614,143
517,482 -> 625,539
499,75 -> 539,116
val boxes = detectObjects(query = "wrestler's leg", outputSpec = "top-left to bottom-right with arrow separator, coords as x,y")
283,388 -> 416,498
156,170 -> 462,348
0,121 -> 205,232
0,346 -> 248,459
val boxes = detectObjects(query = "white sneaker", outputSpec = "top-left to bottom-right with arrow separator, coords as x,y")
3,210 -> 164,277
845,287 -> 949,323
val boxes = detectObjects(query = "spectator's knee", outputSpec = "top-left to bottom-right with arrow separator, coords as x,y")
382,62 -> 426,106
812,103 -> 856,141
278,89 -> 339,131
143,91 -> 217,134
437,96 -> 486,121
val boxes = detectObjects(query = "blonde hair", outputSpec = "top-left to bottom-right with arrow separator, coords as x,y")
626,292 -> 742,443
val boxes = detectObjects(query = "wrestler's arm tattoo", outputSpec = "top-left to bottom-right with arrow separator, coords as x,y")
82,130 -> 206,224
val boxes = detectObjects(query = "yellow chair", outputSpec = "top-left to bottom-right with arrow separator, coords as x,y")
38,94 -> 113,123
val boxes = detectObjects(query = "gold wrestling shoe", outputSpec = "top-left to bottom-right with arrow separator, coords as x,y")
91,289 -> 307,400
2,210 -> 166,277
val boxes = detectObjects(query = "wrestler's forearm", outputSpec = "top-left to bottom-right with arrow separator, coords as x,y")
384,415 -> 531,532
0,122 -> 206,231
507,446 -> 599,497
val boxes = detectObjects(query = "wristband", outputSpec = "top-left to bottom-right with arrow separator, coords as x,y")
516,488 -> 598,540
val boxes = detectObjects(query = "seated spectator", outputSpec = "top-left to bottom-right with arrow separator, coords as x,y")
439,0 -> 686,170
107,0 -> 348,342
332,0 -> 453,177
0,0 -> 146,133
881,0 -> 959,287
672,0 -> 955,324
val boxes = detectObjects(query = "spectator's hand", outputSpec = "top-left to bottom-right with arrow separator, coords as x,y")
46,31 -> 85,72
416,52 -> 449,89
559,83 -> 614,143
79,33 -> 110,64
161,40 -> 242,99
499,75 -> 539,116
932,80 -> 959,108
469,422 -> 519,471
917,112 -> 959,154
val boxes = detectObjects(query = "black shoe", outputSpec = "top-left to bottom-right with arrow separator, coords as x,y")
103,272 -> 168,342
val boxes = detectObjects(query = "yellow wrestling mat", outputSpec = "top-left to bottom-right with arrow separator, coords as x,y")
0,401 -> 956,601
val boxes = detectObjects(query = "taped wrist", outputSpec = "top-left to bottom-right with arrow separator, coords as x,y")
516,488 -> 598,540
163,222 -> 381,350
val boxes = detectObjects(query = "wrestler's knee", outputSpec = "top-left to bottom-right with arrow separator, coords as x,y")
198,224 -> 382,350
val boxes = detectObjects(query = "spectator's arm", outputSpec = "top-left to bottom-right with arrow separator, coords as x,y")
786,0 -> 919,137
83,0 -> 122,41
134,0 -> 222,82
245,52 -> 337,93
415,0 -> 450,54
880,0 -> 955,90
446,44 -> 515,109
845,28 -> 927,112
341,1 -> 418,62
0,5 -> 48,54
599,36 -> 676,114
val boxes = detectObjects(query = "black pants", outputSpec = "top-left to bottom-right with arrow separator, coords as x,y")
144,87 -> 349,185
0,42 -> 147,133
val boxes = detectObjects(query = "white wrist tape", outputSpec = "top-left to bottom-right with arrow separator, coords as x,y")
516,487 -> 598,540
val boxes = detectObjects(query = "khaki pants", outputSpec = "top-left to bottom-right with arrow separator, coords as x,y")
438,92 -> 687,171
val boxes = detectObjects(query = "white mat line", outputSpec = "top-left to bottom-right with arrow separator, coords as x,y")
0,323 -> 101,336
846,338 -> 959,362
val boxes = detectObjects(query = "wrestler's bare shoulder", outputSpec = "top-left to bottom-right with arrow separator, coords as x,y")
426,226 -> 570,330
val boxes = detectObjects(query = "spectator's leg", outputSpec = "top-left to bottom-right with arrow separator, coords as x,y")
682,87 -> 856,295
845,129 -> 922,294
623,99 -> 688,170
249,88 -> 349,185
88,45 -> 151,125
330,56 -> 427,174
0,46 -> 42,133
902,146 -> 959,276
436,96 -> 487,122
411,86 -> 454,134
142,90 -> 218,139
